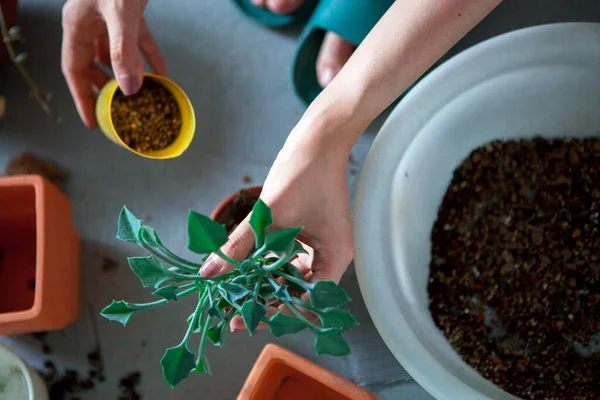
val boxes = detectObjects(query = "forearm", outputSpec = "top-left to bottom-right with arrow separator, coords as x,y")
296,0 -> 501,152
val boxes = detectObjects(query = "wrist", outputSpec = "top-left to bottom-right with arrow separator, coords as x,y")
287,88 -> 367,158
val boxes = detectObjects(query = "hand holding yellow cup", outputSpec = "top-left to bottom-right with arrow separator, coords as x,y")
95,74 -> 195,159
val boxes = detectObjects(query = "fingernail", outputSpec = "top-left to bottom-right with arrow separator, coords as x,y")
200,260 -> 219,278
118,74 -> 141,96
250,0 -> 265,7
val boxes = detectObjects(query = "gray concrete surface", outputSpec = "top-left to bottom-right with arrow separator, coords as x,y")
1,0 -> 599,399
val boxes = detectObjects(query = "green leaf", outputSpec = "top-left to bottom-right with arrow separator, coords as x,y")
15,53 -> 28,64
258,284 -> 276,301
281,263 -> 307,293
216,297 -> 230,310
195,353 -> 212,375
230,275 -> 248,286
128,256 -> 171,288
100,300 -> 137,326
239,260 -> 256,273
264,227 -> 302,255
187,210 -> 229,253
160,344 -> 197,387
207,323 -> 227,348
267,312 -> 308,337
218,282 -> 250,304
292,241 -> 309,256
117,206 -> 142,242
249,199 -> 272,248
139,225 -> 163,246
314,329 -> 351,356
241,300 -> 267,335
8,26 -> 21,37
310,281 -> 351,309
273,285 -> 291,302
318,308 -> 359,331
207,303 -> 224,320
152,285 -> 178,302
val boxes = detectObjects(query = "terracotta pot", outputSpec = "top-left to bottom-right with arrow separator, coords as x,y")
0,0 -> 19,64
0,175 -> 80,335
211,186 -> 262,228
237,344 -> 378,400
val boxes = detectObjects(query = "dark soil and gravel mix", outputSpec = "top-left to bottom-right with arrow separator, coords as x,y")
428,138 -> 600,400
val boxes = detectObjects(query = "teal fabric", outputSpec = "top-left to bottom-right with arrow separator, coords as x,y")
231,0 -> 318,28
292,0 -> 395,105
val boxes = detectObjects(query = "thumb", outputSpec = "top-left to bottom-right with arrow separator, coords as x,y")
103,4 -> 145,95
200,217 -> 255,278
307,238 -> 354,284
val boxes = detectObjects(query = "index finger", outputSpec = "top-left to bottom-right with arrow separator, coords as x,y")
138,20 -> 168,77
61,26 -> 99,128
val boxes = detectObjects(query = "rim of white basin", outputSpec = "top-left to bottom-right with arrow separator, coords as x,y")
354,22 -> 600,400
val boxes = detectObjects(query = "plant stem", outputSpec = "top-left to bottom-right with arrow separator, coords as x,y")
289,296 -> 317,313
262,254 -> 292,272
0,6 -> 59,121
266,275 -> 280,289
182,292 -> 207,345
215,250 -> 242,267
142,243 -> 200,273
129,284 -> 199,309
196,315 -> 212,364
283,301 -> 319,332
271,271 -> 313,290
140,233 -> 202,269
250,244 -> 267,260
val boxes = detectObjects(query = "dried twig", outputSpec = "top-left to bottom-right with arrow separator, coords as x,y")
0,3 -> 60,121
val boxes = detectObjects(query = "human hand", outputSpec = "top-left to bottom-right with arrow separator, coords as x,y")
199,115 -> 355,331
61,0 -> 167,128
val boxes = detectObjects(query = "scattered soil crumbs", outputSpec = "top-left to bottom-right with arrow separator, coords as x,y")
428,138 -> 600,399
118,372 -> 142,400
101,256 -> 119,272
32,332 -> 52,355
111,78 -> 181,152
3,152 -> 69,188
38,349 -> 140,399
215,189 -> 260,233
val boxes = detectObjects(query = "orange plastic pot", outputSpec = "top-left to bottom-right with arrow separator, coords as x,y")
0,0 -> 18,64
210,186 -> 262,224
0,175 -> 80,335
238,344 -> 378,400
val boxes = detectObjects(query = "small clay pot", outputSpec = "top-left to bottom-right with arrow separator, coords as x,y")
0,0 -> 19,64
237,344 -> 377,400
0,175 -> 80,335
211,187 -> 262,233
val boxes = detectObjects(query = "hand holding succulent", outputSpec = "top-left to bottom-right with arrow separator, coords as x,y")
101,200 -> 358,387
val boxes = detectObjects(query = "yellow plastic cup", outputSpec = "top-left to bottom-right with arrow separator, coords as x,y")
95,73 -> 195,159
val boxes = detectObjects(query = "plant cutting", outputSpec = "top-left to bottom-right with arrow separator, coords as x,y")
101,200 -> 358,388
0,0 -> 59,121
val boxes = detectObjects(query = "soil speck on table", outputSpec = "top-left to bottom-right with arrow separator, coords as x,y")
3,152 -> 69,188
101,256 -> 119,272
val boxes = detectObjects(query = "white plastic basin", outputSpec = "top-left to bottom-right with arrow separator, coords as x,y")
354,23 -> 600,400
